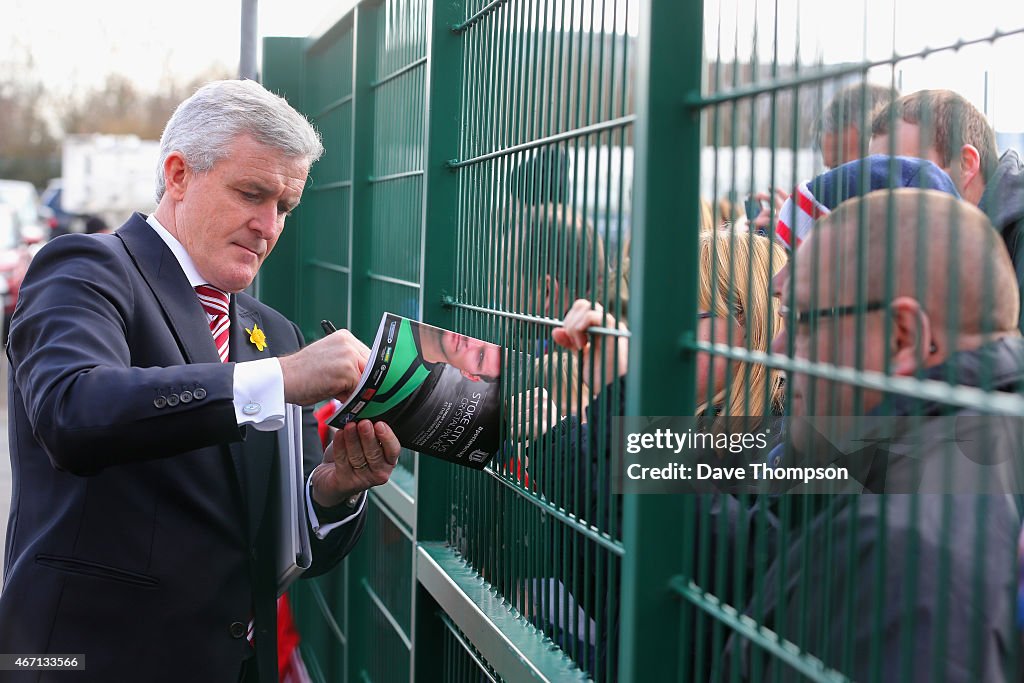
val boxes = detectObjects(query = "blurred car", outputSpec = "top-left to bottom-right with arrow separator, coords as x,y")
0,179 -> 47,245
0,203 -> 32,341
40,179 -> 86,238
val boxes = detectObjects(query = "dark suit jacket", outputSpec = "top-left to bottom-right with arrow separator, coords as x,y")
0,214 -> 364,682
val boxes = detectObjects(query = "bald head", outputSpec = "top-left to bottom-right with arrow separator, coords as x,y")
817,189 -> 1018,338
774,189 -> 1018,420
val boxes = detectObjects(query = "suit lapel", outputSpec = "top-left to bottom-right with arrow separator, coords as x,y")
116,214 -> 221,365
231,299 -> 267,365
118,215 -> 265,539
230,297 -> 275,540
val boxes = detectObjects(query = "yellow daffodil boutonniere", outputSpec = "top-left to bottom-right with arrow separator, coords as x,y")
246,324 -> 268,352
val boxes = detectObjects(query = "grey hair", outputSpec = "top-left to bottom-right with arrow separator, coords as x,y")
155,79 -> 324,201
813,82 -> 899,152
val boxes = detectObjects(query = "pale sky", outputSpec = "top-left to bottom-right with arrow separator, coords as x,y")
2,0 -> 354,93
709,0 -> 1024,131
3,0 -> 1023,131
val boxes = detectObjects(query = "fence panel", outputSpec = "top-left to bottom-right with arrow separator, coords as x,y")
301,19 -> 357,340
679,3 -> 1024,682
421,0 -> 640,680
264,1 -> 1024,681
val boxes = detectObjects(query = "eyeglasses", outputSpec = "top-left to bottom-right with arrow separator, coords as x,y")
778,300 -> 887,324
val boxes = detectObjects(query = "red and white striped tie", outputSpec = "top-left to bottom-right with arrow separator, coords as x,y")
194,284 -> 230,362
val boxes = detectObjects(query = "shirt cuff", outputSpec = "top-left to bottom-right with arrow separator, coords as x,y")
232,358 -> 286,431
305,475 -> 366,540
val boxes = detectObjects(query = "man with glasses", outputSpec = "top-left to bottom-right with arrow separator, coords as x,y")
723,189 -> 1024,681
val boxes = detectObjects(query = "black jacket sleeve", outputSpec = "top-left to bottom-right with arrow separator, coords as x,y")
8,234 -> 239,474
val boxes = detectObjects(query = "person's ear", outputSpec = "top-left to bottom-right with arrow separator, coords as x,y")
888,296 -> 937,375
957,144 -> 982,194
162,151 -> 191,201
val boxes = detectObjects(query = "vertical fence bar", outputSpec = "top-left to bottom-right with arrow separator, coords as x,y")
620,0 -> 702,680
345,5 -> 382,681
413,0 -> 465,676
351,3 -> 382,342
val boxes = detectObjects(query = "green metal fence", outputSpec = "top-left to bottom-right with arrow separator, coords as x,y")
262,0 -> 1024,680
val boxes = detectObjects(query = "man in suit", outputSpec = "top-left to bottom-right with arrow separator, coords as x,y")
0,80 -> 401,682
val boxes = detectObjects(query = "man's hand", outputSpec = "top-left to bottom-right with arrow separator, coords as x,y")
310,420 -> 401,507
752,188 -> 790,230
279,329 -> 371,406
552,299 -> 630,387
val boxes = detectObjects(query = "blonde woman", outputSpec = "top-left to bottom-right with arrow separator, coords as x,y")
693,229 -> 787,419
554,229 -> 787,421
517,230 -> 787,467
518,230 -> 789,501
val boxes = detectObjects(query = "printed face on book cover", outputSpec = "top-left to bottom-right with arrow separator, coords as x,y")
434,330 -> 502,382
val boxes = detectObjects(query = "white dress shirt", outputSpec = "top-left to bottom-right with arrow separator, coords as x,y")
145,214 -> 361,536
146,214 -> 285,431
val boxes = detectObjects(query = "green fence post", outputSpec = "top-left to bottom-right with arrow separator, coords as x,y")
346,7 -> 388,682
417,1 -> 462,338
413,0 -> 465,678
349,1 -> 382,342
619,0 -> 702,681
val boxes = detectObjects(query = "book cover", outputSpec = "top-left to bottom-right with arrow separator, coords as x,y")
329,313 -> 504,469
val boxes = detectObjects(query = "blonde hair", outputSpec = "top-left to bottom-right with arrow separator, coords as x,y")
696,230 -> 787,418
700,198 -> 716,233
717,197 -> 739,226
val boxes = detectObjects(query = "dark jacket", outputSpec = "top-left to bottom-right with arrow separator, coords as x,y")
0,215 -> 365,683
722,337 -> 1024,682
979,150 -> 1024,333
522,380 -> 783,681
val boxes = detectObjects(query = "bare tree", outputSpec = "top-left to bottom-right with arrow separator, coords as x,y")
59,67 -> 233,140
0,44 -> 232,189
0,51 -> 60,187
